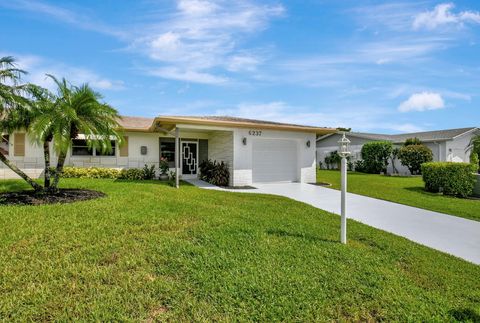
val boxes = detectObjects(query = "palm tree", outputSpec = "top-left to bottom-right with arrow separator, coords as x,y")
29,75 -> 123,192
0,56 -> 43,191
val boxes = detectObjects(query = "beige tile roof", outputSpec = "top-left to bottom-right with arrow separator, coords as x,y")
117,116 -> 155,131
116,115 -> 335,135
155,115 -> 335,134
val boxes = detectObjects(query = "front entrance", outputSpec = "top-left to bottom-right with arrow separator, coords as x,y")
181,141 -> 198,178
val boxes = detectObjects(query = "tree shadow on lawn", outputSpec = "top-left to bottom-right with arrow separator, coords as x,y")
266,229 -> 337,244
449,308 -> 480,322
403,186 -> 443,196
0,180 -> 31,193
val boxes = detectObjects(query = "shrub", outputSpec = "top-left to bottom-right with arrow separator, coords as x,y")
398,145 -> 433,175
210,161 -> 230,187
168,170 -> 177,187
142,164 -> 156,180
324,151 -> 341,170
422,162 -> 476,197
360,141 -> 393,174
118,168 -> 144,180
470,152 -> 479,174
354,160 -> 367,172
199,159 -> 215,181
404,137 -> 422,146
159,157 -> 169,175
199,159 -> 230,186
61,167 -> 120,179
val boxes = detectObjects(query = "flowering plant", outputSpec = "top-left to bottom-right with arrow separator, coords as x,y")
159,157 -> 169,175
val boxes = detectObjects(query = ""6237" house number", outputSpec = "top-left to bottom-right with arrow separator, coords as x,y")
248,130 -> 262,136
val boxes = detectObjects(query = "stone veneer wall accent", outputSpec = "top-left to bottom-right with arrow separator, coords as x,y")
208,131 -> 234,186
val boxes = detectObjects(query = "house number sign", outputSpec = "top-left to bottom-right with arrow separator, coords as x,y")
249,130 -> 262,136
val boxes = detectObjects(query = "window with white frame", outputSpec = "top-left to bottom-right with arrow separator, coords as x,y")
71,139 -> 116,156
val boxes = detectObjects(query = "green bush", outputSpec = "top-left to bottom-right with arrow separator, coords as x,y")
470,152 -> 479,174
399,145 -> 433,175
353,160 -> 367,172
118,168 -> 145,180
61,167 -> 121,179
360,141 -> 393,174
421,162 -> 476,197
404,137 -> 422,146
324,151 -> 341,170
199,159 -> 230,186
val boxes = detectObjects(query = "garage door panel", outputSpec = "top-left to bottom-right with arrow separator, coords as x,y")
252,139 -> 298,183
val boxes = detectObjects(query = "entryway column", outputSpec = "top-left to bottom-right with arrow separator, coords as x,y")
175,127 -> 180,188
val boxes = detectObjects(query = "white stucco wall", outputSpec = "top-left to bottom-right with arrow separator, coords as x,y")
207,131 -> 234,186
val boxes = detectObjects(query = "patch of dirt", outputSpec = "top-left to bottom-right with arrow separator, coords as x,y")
146,306 -> 168,322
0,189 -> 106,206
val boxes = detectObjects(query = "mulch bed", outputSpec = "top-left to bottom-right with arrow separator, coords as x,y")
0,189 -> 106,206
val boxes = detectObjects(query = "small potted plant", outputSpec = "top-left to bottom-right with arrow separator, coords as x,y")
159,157 -> 169,181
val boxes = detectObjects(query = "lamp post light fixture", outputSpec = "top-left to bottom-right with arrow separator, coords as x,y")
338,132 -> 351,244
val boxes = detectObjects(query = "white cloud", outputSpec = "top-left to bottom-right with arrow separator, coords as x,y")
0,0 -> 126,38
386,123 -> 425,133
9,54 -> 125,91
149,67 -> 228,85
398,92 -> 445,112
130,0 -> 284,84
413,3 -> 480,30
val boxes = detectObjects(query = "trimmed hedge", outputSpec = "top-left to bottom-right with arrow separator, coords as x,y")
61,166 -> 157,180
421,162 -> 476,197
61,167 -> 120,179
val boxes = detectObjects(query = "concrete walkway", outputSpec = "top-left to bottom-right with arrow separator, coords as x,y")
186,179 -> 480,265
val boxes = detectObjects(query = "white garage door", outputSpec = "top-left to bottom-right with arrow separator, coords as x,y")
252,139 -> 298,183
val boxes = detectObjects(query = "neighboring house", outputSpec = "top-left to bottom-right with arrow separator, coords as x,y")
0,116 -> 334,186
317,127 -> 480,175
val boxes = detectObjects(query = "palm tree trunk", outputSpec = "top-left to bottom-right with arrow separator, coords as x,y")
50,150 -> 67,191
0,152 -> 43,191
43,141 -> 51,188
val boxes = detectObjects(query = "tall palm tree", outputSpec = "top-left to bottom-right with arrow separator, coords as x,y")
29,75 -> 123,192
0,56 -> 42,191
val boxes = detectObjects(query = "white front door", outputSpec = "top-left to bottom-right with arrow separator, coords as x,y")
252,139 -> 299,183
181,141 -> 198,178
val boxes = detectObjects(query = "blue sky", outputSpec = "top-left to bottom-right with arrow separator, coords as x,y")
1,0 -> 479,133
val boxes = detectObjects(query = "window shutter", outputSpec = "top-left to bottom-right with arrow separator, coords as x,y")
119,136 -> 129,157
14,133 -> 25,157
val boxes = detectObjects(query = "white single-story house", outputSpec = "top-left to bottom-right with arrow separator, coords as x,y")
317,127 -> 480,175
0,116 -> 334,186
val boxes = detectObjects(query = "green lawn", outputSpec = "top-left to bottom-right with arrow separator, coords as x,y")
318,170 -> 480,222
0,179 -> 479,321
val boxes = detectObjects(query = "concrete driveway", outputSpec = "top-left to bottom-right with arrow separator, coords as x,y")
188,180 -> 480,265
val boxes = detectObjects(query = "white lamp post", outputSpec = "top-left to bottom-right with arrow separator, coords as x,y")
338,132 -> 351,244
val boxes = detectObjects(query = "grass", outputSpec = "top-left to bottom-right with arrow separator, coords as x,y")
318,170 -> 480,222
0,179 -> 479,321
